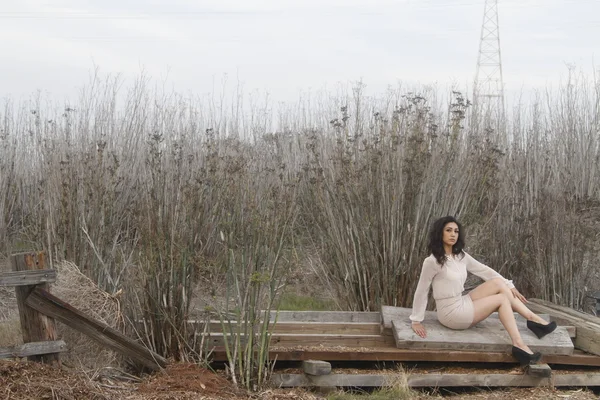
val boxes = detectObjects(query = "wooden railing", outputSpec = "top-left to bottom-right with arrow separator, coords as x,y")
0,251 -> 167,371
1,252 -> 63,363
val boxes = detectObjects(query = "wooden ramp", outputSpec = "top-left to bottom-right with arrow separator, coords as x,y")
528,298 -> 600,356
383,306 -> 574,355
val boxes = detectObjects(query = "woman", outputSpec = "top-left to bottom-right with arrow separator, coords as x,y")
409,216 -> 557,365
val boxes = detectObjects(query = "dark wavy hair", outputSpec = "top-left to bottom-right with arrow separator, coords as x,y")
428,216 -> 465,266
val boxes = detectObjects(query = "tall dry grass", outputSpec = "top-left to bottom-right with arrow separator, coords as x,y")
0,70 -> 599,371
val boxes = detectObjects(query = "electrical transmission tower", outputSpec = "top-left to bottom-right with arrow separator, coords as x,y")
474,0 -> 505,133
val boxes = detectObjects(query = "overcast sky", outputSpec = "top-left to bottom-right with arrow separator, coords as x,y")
0,0 -> 598,104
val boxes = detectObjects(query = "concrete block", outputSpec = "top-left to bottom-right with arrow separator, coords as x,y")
303,360 -> 332,376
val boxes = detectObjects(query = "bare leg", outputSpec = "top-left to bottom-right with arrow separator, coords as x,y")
471,293 -> 534,354
469,278 -> 547,325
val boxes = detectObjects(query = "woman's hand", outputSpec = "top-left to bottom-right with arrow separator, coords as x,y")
412,322 -> 427,338
511,287 -> 528,303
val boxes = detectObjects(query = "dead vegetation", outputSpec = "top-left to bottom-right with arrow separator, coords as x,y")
51,260 -> 124,370
1,70 -> 600,396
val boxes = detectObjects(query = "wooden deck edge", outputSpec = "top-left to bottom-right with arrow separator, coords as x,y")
209,349 -> 600,366
272,372 -> 600,388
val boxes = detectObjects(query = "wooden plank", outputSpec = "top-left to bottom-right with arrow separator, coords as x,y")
528,301 -> 600,328
527,302 -> 600,356
564,326 -> 576,338
12,252 -> 60,364
190,321 -> 382,335
272,373 -> 549,388
392,317 -> 574,355
212,348 -> 600,366
381,306 -> 551,331
272,322 -> 382,335
0,340 -> 67,359
269,311 -> 381,323
25,287 -> 167,371
203,333 -> 394,348
529,299 -> 600,326
272,372 -> 600,388
271,334 -> 393,347
0,270 -> 57,287
526,363 -> 551,378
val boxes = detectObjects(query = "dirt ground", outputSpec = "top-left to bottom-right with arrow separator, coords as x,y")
1,360 -> 599,400
0,360 -> 322,400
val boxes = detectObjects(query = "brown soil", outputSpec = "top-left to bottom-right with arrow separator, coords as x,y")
138,363 -> 242,398
0,360 -> 321,400
0,359 -> 114,400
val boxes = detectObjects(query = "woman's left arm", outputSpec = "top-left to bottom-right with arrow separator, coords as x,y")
464,252 -> 526,302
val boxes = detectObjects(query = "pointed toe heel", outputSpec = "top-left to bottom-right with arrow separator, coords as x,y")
512,346 -> 542,366
527,320 -> 557,339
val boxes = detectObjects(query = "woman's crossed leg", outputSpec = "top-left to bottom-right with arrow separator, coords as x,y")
469,278 -> 547,324
468,278 -> 542,354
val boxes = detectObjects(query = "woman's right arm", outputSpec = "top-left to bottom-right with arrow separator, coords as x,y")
409,258 -> 439,337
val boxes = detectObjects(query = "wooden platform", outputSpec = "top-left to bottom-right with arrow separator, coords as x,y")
211,302 -> 600,390
206,307 -> 600,366
386,306 -> 574,355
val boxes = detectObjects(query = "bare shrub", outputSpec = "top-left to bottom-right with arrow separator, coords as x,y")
0,69 -> 598,382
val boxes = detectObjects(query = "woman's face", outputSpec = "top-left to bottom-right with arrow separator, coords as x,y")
442,222 -> 459,249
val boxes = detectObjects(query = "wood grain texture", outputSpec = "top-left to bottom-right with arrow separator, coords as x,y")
0,340 -> 67,359
527,300 -> 600,356
25,287 -> 167,371
12,252 -> 59,363
0,270 -> 56,287
211,348 -> 600,366
392,318 -> 574,355
272,372 -> 600,388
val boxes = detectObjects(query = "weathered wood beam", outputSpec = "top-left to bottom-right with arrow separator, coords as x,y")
0,270 -> 56,287
527,300 -> 600,356
211,348 -> 600,366
25,287 -> 167,371
272,372 -> 600,388
529,299 -> 600,326
269,311 -> 381,323
196,321 -> 383,335
0,340 -> 67,359
202,333 -> 394,348
12,252 -> 59,363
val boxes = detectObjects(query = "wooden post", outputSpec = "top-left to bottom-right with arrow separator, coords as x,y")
12,251 -> 60,363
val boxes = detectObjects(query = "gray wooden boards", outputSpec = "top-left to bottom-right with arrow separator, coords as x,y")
528,299 -> 600,357
272,372 -> 600,388
383,306 -> 573,355
392,317 -> 574,355
0,340 -> 67,359
25,287 -> 167,371
0,270 -> 56,287
268,311 -> 381,323
381,305 -> 550,331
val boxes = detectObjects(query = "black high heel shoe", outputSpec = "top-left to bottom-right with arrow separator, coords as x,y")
512,346 -> 542,366
527,320 -> 557,339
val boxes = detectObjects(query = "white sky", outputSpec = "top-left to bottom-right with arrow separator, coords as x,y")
0,0 -> 598,104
